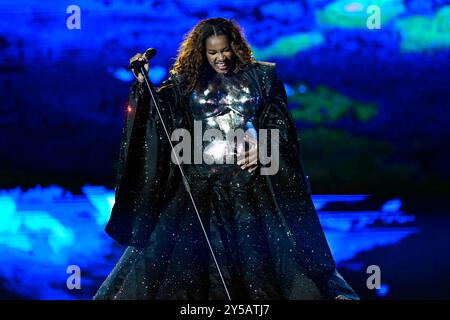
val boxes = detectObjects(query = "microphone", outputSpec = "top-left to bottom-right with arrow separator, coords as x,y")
126,48 -> 157,71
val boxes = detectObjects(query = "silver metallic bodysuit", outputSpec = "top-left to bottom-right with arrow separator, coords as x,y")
189,72 -> 260,188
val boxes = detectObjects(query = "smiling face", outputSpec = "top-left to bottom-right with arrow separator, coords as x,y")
205,34 -> 236,74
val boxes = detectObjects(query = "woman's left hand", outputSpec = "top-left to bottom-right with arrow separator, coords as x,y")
237,135 -> 259,173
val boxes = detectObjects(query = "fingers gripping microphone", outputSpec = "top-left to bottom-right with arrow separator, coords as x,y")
126,48 -> 157,71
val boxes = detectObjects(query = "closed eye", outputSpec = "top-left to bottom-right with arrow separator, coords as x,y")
208,47 -> 231,54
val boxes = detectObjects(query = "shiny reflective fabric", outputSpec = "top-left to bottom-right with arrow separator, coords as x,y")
189,72 -> 259,187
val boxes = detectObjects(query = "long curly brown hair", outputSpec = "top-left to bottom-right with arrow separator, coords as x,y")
169,18 -> 255,96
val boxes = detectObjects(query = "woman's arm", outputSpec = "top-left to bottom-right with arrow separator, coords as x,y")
106,72 -> 183,247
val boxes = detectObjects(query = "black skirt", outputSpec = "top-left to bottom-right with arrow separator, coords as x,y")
93,165 -> 323,300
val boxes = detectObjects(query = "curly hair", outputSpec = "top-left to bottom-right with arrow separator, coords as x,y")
169,18 -> 255,96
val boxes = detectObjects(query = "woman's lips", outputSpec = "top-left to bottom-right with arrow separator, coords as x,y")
216,61 -> 229,71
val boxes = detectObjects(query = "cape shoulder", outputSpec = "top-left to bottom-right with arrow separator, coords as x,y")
252,60 -> 277,76
158,62 -> 277,92
254,60 -> 276,68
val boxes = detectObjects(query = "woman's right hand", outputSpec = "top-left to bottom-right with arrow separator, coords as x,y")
129,53 -> 150,83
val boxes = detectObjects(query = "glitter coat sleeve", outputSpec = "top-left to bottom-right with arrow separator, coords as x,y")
105,78 -> 184,247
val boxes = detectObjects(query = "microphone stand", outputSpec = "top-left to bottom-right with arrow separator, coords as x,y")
138,65 -> 232,300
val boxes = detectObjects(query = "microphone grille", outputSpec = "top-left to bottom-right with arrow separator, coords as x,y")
144,48 -> 157,60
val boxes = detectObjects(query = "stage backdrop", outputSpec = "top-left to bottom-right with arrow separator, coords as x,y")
0,0 -> 449,300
